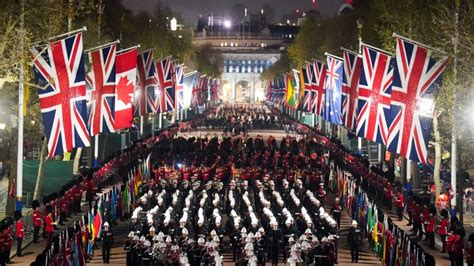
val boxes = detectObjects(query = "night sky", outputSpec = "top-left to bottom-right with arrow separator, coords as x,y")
122,0 -> 344,25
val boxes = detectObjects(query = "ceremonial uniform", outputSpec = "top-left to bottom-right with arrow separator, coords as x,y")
32,208 -> 42,243
15,219 -> 24,257
348,223 -> 362,263
102,224 -> 114,263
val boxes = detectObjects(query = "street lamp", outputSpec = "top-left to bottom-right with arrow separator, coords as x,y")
224,20 -> 231,29
171,17 -> 177,32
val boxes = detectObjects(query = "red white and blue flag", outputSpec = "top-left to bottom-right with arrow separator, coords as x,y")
87,44 -> 117,136
174,64 -> 185,110
356,45 -> 393,145
311,60 -> 327,116
300,63 -> 313,112
183,71 -> 198,108
30,32 -> 90,157
210,78 -> 221,101
191,74 -> 201,107
115,48 -> 137,130
278,77 -> 286,106
341,49 -> 362,132
387,37 -> 447,163
324,55 -> 343,125
156,57 -> 175,113
134,50 -> 157,116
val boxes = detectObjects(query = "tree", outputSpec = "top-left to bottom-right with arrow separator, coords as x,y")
189,44 -> 223,78
260,53 -> 291,81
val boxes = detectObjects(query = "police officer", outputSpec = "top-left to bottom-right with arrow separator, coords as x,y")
102,222 -> 114,264
348,220 -> 362,263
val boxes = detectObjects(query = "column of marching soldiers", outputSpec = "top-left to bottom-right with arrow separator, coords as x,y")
122,110 -> 359,266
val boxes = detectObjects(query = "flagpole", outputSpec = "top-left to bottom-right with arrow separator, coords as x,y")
392,32 -> 447,55
139,116 -> 144,137
93,135 -> 99,168
360,42 -> 393,56
357,19 -> 363,155
84,40 -> 120,53
116,44 -> 140,54
16,0 -> 25,212
30,26 -> 87,46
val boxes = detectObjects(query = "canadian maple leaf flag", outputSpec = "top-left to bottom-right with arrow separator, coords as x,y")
115,48 -> 138,130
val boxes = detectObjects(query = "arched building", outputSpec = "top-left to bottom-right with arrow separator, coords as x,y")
193,13 -> 298,104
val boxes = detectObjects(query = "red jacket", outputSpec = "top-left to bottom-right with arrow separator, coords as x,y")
395,194 -> 404,208
467,245 -> 474,264
438,218 -> 449,236
446,234 -> 460,253
33,209 -> 42,227
4,228 -> 12,249
426,216 -> 435,232
45,215 -> 54,233
16,220 -> 24,239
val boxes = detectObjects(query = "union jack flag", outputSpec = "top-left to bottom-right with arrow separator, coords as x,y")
341,49 -> 362,132
183,71 -> 198,108
134,50 -> 157,116
324,55 -> 343,125
198,75 -> 209,105
210,78 -> 220,101
278,77 -> 286,106
30,33 -> 90,157
156,57 -> 175,113
191,74 -> 201,107
311,60 -> 327,116
266,79 -> 274,101
175,64 -> 185,110
356,45 -> 393,145
87,44 -> 116,136
300,64 -> 313,112
387,37 -> 447,163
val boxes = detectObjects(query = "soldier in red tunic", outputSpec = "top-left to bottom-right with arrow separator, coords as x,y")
4,222 -> 12,263
394,191 -> 404,221
14,211 -> 24,257
32,200 -> 42,243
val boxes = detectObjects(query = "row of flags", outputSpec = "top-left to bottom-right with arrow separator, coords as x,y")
31,31 -> 221,157
267,36 -> 448,164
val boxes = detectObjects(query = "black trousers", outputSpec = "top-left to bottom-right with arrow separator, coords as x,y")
102,245 -> 111,263
441,235 -> 447,252
427,231 -> 435,248
397,207 -> 404,220
0,251 -> 4,266
351,246 -> 359,262
16,239 -> 22,257
4,249 -> 10,263
33,226 -> 40,243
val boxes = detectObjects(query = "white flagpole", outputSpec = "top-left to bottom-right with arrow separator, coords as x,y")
94,135 -> 99,167
139,116 -> 144,137
357,20 -> 363,154
378,143 -> 383,163
406,158 -> 411,182
16,0 -> 25,211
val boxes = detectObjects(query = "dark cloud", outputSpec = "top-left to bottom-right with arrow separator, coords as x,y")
122,0 -> 342,25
